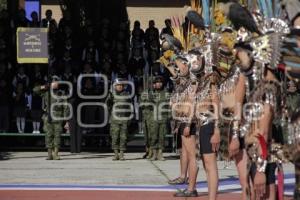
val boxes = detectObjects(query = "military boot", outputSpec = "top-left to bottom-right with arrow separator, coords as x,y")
53,147 -> 61,160
46,148 -> 53,160
142,147 -> 149,159
157,149 -> 165,161
119,151 -> 125,161
150,149 -> 158,161
112,150 -> 119,161
146,148 -> 153,159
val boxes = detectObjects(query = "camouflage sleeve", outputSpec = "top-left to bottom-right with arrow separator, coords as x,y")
140,91 -> 149,103
105,92 -> 113,112
33,85 -> 46,97
63,99 -> 71,120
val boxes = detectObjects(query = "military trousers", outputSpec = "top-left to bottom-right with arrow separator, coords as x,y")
110,122 -> 128,151
149,121 -> 167,150
43,116 -> 62,149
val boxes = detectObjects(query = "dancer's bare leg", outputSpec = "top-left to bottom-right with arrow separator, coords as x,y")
182,135 -> 198,191
203,153 -> 219,200
234,149 -> 249,200
180,136 -> 188,179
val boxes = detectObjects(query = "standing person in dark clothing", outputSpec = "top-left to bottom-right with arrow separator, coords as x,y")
13,83 -> 28,133
14,9 -> 30,28
82,25 -> 97,47
148,51 -> 160,75
145,20 -> 159,53
160,19 -> 173,38
29,83 -> 43,134
0,77 -> 10,133
128,48 -> 145,95
29,11 -> 40,28
48,22 -> 59,45
80,78 -> 98,134
131,20 -> 144,51
58,10 -> 72,33
41,9 -> 57,28
30,64 -> 44,86
12,66 -> 29,89
61,63 -> 77,86
82,40 -> 99,65
128,48 -> 145,79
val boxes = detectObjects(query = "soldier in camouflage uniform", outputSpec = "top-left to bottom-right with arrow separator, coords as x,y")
140,80 -> 156,159
106,78 -> 133,161
149,75 -> 170,161
33,76 -> 70,160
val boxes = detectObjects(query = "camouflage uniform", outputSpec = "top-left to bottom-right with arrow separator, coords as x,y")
140,89 -> 155,158
151,89 -> 169,147
106,85 -> 133,160
149,77 -> 170,160
33,83 -> 69,160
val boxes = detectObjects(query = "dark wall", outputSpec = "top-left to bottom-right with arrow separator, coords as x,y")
126,0 -> 189,7
41,0 -> 189,7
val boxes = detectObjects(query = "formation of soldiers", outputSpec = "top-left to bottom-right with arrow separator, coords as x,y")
156,0 -> 300,199
106,76 -> 170,161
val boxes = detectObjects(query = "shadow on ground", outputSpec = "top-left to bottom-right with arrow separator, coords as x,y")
0,152 -> 11,160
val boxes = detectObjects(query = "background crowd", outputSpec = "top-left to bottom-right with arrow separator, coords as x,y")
0,8 -> 175,136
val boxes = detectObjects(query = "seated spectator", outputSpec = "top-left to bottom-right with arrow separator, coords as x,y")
100,52 -> 112,77
100,40 -> 112,56
48,49 -> 58,68
82,25 -> 97,46
63,38 -> 78,60
41,9 -> 57,28
78,63 -> 98,91
147,40 -> 160,63
119,21 -> 130,38
0,9 -> 13,39
57,50 -> 76,75
57,26 -> 73,56
81,62 -> 95,75
113,54 -> 129,80
148,50 -> 160,72
13,83 -> 28,133
0,53 -> 13,80
100,52 -> 112,67
102,61 -> 112,80
82,40 -> 99,65
0,63 -> 11,133
113,31 -> 130,59
100,18 -> 110,30
58,10 -> 72,33
113,41 -> 126,58
0,10 -> 13,57
99,28 -> 110,44
48,22 -> 59,43
61,63 -> 77,85
128,48 -> 145,77
29,11 -> 40,27
0,38 -> 10,60
30,64 -> 44,87
12,66 -> 29,89
80,78 -> 98,134
14,9 -> 30,28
